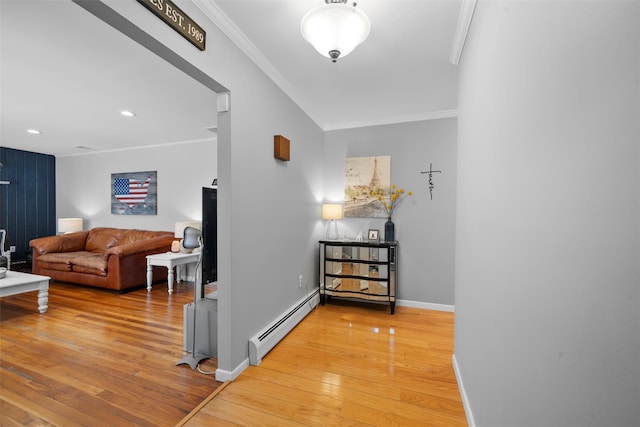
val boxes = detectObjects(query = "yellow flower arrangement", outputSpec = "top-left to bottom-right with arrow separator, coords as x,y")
370,184 -> 412,218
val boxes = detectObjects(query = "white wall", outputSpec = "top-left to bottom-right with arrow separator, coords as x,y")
57,140 -> 216,231
325,119 -> 457,306
455,2 -> 640,426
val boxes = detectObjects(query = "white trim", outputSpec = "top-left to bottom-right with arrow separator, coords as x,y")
215,357 -> 249,382
193,0 -> 316,122
55,138 -> 216,157
194,0 -> 456,132
194,0 -> 289,92
396,299 -> 455,312
452,354 -> 477,427
324,109 -> 458,131
450,0 -> 477,66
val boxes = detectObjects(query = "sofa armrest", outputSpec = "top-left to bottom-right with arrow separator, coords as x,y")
30,231 -> 89,255
104,236 -> 174,258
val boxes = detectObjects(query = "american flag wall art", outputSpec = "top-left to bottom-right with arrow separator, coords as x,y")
111,171 -> 157,215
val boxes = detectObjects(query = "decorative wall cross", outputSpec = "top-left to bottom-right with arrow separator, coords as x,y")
420,163 -> 442,200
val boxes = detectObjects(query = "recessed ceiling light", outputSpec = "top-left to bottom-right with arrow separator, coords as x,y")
120,110 -> 136,117
26,129 -> 42,134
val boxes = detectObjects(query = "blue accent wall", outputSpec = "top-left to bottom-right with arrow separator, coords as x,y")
0,147 -> 56,263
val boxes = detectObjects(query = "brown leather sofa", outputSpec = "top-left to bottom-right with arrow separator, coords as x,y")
29,227 -> 175,292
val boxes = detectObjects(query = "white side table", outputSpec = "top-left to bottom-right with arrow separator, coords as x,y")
146,252 -> 199,294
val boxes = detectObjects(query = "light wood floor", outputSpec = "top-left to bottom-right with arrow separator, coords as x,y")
0,279 -> 222,427
181,299 -> 467,427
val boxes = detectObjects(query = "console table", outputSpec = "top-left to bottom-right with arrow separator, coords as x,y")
319,240 -> 398,314
146,252 -> 199,294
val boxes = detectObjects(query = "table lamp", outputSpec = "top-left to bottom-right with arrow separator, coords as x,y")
58,218 -> 83,234
322,203 -> 343,240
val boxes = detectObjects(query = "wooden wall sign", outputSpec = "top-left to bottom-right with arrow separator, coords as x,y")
136,0 -> 206,51
274,135 -> 290,161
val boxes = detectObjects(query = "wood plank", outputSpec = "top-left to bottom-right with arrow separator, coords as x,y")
182,302 -> 467,426
0,280 -> 222,427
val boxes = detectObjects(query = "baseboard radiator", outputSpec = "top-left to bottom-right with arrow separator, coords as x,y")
249,289 -> 319,366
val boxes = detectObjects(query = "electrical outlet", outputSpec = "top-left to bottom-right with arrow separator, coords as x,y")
9,246 -> 16,253
298,274 -> 303,288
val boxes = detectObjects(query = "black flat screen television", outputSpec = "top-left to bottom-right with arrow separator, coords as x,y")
201,187 -> 217,295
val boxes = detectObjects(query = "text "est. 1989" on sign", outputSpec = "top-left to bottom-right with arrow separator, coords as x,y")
137,0 -> 206,51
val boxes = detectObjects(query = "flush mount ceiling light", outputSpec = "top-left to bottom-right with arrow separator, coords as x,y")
120,110 -> 136,117
26,129 -> 42,134
301,0 -> 370,63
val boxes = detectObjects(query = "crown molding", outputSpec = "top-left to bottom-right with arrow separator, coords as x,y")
56,138 -> 216,158
193,0 -> 320,124
324,109 -> 459,131
450,0 -> 477,65
195,1 -> 458,131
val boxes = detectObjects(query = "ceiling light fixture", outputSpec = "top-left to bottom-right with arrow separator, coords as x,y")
301,0 -> 370,63
26,129 -> 42,134
120,110 -> 136,117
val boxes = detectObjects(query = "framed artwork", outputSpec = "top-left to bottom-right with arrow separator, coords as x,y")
368,229 -> 379,242
111,171 -> 157,215
344,156 -> 390,218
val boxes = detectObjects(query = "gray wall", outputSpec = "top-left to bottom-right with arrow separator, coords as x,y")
325,119 -> 457,306
454,2 -> 640,426
56,140 -> 216,231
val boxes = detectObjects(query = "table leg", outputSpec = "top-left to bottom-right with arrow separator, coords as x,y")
38,284 -> 49,313
176,265 -> 182,284
167,266 -> 174,294
146,260 -> 153,292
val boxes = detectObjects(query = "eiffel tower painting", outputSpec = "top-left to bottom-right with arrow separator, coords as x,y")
344,156 -> 390,218
369,158 -> 382,188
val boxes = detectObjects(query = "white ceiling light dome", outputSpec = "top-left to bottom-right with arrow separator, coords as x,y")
301,0 -> 371,63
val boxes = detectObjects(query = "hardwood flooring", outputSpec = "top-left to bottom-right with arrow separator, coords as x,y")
181,300 -> 467,427
2,277 -> 467,427
0,279 -> 222,427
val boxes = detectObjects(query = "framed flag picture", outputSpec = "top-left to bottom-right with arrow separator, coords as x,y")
111,171 -> 158,215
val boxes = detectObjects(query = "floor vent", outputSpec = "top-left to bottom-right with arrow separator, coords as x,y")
249,289 -> 319,365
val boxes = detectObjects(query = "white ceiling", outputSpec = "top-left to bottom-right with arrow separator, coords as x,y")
0,0 -> 461,157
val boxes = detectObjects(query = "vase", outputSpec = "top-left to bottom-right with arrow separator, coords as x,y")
384,217 -> 395,242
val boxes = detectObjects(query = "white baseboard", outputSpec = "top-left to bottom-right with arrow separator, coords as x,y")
396,299 -> 455,312
215,357 -> 249,382
452,354 -> 476,427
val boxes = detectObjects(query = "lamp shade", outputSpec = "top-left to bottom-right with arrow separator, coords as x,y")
301,1 -> 370,62
322,203 -> 343,220
58,218 -> 83,234
174,221 -> 201,238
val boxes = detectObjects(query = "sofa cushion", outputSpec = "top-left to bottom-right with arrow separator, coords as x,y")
30,231 -> 89,255
85,228 -> 122,253
85,228 -> 173,253
37,261 -> 72,272
69,252 -> 108,275
37,251 -> 84,271
71,264 -> 108,276
118,229 -> 172,246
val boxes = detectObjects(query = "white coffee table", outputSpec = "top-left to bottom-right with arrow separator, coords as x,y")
0,270 -> 50,313
146,252 -> 200,294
